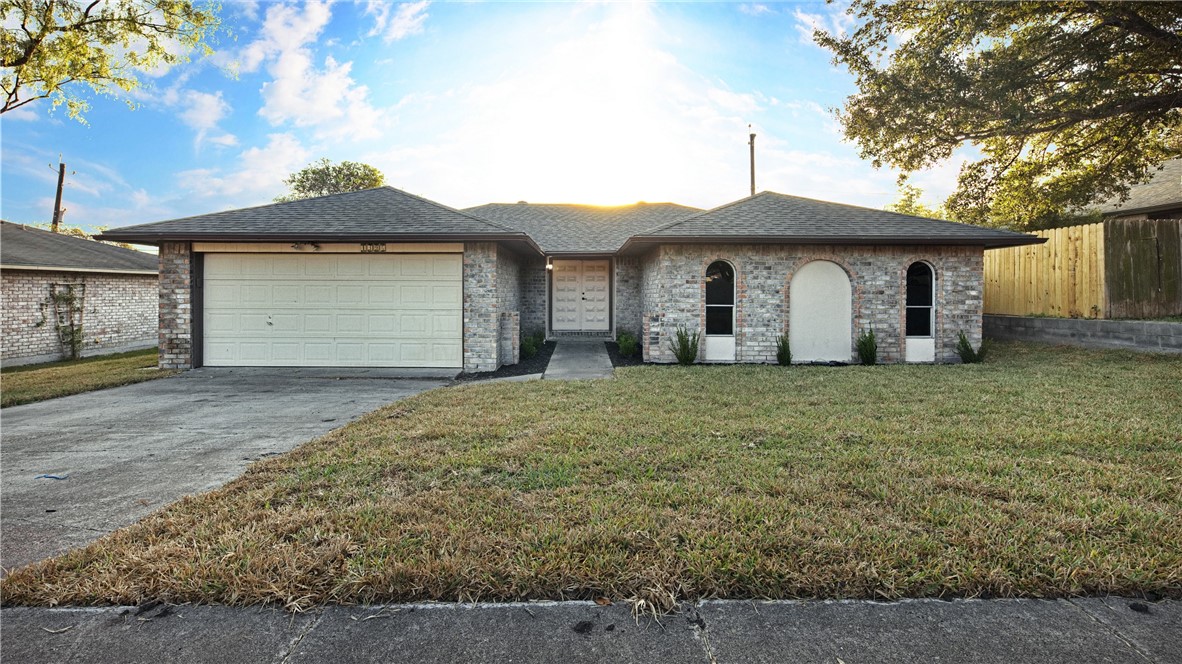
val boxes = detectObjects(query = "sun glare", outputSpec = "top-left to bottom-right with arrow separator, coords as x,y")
448,4 -> 719,206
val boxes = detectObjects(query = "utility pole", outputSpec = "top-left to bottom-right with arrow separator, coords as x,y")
748,127 -> 756,197
51,157 -> 66,233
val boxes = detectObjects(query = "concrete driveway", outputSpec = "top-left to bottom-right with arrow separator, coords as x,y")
0,368 -> 450,572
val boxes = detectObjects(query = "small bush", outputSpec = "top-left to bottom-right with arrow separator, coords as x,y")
776,333 -> 792,366
856,328 -> 877,365
668,325 -> 700,365
617,331 -> 638,357
521,338 -> 539,359
521,329 -> 546,359
956,331 -> 991,363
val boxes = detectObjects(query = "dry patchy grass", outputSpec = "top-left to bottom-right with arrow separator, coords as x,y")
2,342 -> 1180,609
1,348 -> 175,408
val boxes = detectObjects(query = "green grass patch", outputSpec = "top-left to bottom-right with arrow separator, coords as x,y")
1,348 -> 175,408
2,342 -> 1179,609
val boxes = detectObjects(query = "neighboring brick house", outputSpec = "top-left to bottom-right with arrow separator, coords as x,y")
99,187 -> 1041,372
1,221 -> 158,366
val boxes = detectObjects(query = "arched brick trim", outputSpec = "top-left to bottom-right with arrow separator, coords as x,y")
897,256 -> 943,361
783,253 -> 862,357
699,255 -> 742,361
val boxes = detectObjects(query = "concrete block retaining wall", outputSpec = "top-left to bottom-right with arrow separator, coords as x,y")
984,315 -> 1182,353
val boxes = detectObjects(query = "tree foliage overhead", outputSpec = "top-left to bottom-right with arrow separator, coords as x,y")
883,183 -> 946,219
276,159 -> 387,202
1,0 -> 220,120
816,1 -> 1182,230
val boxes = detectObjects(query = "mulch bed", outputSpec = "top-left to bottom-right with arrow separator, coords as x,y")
605,341 -> 645,368
453,341 -> 557,382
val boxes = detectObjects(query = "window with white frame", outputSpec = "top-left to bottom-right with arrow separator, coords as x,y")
705,260 -> 735,335
905,262 -> 935,337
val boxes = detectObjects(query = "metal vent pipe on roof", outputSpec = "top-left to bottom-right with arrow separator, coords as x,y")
748,129 -> 756,197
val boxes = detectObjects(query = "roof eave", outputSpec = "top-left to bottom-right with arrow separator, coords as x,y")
0,263 -> 157,275
618,234 -> 1047,253
96,232 -> 545,255
1100,202 -> 1182,217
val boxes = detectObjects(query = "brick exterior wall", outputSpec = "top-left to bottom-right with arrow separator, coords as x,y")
463,242 -> 499,372
640,244 -> 983,364
1,269 -> 157,365
158,242 -> 193,369
519,257 -> 547,336
494,245 -> 523,369
614,256 -> 643,338
499,311 -> 521,365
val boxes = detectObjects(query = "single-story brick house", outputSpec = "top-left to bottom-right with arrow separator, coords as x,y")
1,221 -> 158,366
99,187 -> 1041,372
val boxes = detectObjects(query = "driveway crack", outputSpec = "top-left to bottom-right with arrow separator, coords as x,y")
277,609 -> 324,664
686,604 -> 718,664
1065,598 -> 1154,663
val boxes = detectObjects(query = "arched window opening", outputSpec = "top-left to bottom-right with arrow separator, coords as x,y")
705,261 -> 735,336
906,262 -> 934,338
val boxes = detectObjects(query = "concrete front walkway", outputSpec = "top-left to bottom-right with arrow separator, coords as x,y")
543,339 -> 614,380
1,368 -> 450,572
2,598 -> 1177,663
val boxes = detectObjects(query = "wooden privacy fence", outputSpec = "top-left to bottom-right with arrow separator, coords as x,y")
984,219 -> 1182,319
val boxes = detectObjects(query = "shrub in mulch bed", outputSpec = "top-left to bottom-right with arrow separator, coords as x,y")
453,341 -> 556,382
605,341 -> 646,368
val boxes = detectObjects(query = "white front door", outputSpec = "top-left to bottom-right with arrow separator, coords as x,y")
551,260 -> 610,331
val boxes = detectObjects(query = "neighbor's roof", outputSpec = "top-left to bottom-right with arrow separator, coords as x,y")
622,191 -> 1044,251
1,221 -> 158,273
98,187 -> 540,252
464,202 -> 701,254
1093,159 -> 1182,217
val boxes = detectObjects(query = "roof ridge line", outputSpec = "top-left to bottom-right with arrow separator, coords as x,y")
385,187 -> 525,234
637,191 -> 769,235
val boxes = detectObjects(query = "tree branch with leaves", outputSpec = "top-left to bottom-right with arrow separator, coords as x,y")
1,0 -> 220,121
275,159 -> 387,202
815,1 -> 1182,230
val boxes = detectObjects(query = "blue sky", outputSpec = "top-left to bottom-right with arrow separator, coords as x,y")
0,0 -> 963,233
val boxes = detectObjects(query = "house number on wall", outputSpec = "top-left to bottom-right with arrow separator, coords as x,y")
360,243 -> 387,253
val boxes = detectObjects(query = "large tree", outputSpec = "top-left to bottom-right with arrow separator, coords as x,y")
275,159 -> 387,202
816,1 -> 1182,229
1,0 -> 220,120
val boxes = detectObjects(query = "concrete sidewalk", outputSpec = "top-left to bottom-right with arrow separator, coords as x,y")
2,598 -> 1177,663
543,339 -> 614,380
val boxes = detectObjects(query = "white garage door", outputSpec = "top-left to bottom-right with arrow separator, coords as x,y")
203,253 -> 462,367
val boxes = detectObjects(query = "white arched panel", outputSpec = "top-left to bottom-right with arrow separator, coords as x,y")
789,260 -> 852,362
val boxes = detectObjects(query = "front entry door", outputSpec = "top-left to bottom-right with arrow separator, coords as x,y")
552,260 -> 610,331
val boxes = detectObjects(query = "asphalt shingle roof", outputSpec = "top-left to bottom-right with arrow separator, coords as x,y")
1093,159 -> 1182,217
1,221 -> 158,272
463,202 -> 702,253
627,191 -> 1042,249
98,187 -> 533,245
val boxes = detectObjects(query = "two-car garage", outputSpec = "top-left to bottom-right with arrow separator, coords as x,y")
200,251 -> 463,368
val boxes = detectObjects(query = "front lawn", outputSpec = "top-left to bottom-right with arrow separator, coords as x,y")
0,348 -> 175,408
2,342 -> 1179,608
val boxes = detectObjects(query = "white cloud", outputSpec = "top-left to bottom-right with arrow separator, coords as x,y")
176,133 -> 310,202
364,0 -> 430,42
207,133 -> 240,147
177,90 -> 237,149
739,4 -> 774,16
793,4 -> 855,45
4,105 -> 39,121
240,0 -> 382,141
